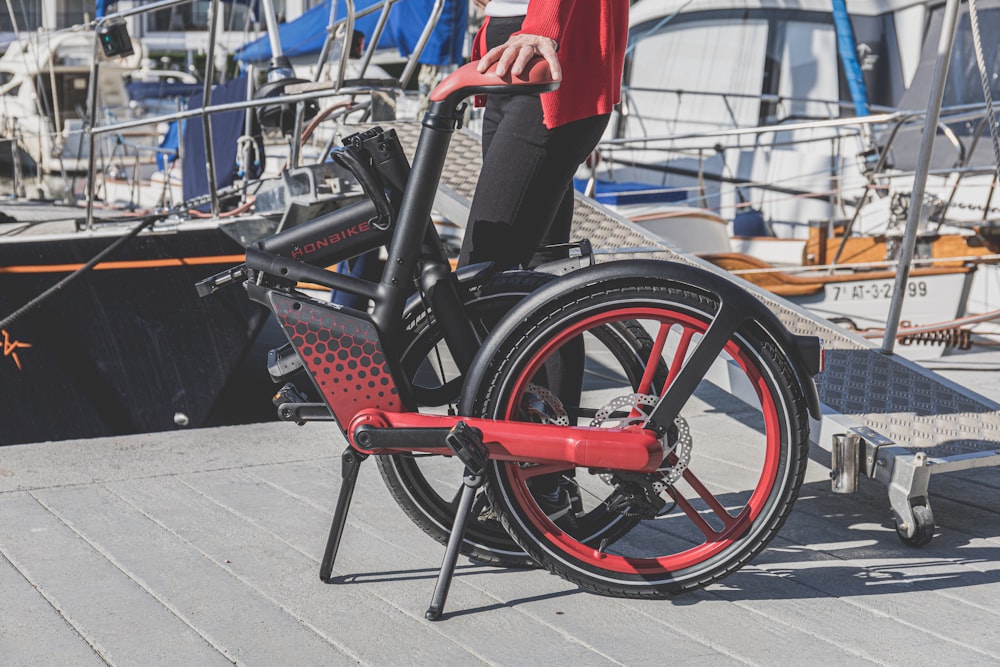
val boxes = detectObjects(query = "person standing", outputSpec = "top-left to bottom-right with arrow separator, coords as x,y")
459,0 -> 629,270
460,1 -> 629,526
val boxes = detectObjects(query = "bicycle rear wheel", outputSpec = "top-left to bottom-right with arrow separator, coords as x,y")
468,272 -> 810,596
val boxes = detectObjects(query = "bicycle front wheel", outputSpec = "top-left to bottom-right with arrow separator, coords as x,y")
378,270 -> 658,566
467,273 -> 811,597
376,271 -> 551,567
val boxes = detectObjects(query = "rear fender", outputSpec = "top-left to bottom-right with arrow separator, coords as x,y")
459,260 -> 822,420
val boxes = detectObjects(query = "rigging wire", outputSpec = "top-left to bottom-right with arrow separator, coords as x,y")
968,0 -> 1000,183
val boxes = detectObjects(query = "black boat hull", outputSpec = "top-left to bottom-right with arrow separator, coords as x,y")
0,217 -> 278,445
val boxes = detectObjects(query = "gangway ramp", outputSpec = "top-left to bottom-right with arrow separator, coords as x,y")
405,123 -> 1000,546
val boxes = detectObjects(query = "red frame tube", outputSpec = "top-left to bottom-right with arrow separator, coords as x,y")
347,409 -> 665,473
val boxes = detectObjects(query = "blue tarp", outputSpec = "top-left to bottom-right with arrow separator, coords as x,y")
573,178 -> 688,207
235,0 -> 467,66
156,119 -> 180,172
125,81 -> 204,101
182,75 -> 262,205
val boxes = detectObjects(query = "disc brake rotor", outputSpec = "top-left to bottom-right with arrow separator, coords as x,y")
591,393 -> 660,428
522,383 -> 570,425
591,393 -> 693,486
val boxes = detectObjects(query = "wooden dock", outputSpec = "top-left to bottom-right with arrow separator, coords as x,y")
3,419 -> 1000,665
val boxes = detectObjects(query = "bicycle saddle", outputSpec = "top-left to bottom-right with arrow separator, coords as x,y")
430,57 -> 559,108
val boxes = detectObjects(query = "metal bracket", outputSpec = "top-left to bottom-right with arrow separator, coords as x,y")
871,446 -> 932,540
828,425 -> 933,541
829,425 -> 895,494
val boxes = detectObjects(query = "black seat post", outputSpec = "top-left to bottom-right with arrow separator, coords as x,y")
373,105 -> 465,343
373,59 -> 559,343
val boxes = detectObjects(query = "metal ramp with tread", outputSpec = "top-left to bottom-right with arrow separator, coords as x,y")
387,121 -> 1000,545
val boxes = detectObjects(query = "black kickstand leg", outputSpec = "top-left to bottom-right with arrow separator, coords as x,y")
426,421 -> 488,621
320,447 -> 367,582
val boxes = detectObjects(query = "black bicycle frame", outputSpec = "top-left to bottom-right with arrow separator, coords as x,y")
241,109 -> 486,410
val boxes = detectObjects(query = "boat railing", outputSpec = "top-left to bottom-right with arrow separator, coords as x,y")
601,85 -> 1000,231
610,85 -> 989,157
618,84 -> 853,139
78,0 -> 445,229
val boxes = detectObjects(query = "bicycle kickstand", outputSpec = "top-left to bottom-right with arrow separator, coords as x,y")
426,421 -> 489,621
320,446 -> 367,582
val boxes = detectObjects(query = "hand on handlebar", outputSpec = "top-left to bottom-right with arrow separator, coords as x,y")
477,33 -> 561,81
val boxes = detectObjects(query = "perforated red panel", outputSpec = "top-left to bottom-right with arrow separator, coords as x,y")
270,293 -> 401,424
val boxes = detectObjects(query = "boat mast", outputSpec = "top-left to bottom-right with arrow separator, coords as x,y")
259,0 -> 289,73
880,0 -> 961,354
200,0 -> 222,218
830,0 -> 870,118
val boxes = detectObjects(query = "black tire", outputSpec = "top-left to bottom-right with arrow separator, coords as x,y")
376,270 -> 664,566
897,504 -> 934,547
468,274 -> 811,596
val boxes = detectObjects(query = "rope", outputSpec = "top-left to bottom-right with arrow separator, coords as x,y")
236,134 -> 262,179
0,214 -> 160,331
968,0 -> 1000,181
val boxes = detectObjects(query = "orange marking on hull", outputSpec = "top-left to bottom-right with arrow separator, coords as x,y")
1,329 -> 31,371
0,255 -> 245,274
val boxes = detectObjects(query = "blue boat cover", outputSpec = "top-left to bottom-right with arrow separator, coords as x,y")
573,178 -> 688,207
236,0 -> 467,66
157,119 -> 181,172
182,75 -> 262,205
125,81 -> 204,101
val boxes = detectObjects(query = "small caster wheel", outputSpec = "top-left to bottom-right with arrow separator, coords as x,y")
896,504 -> 934,547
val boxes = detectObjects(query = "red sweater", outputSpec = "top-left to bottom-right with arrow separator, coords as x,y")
475,0 -> 630,129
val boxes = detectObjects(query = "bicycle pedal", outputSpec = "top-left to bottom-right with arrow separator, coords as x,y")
195,263 -> 247,297
272,382 -> 308,407
445,421 -> 488,476
267,343 -> 304,381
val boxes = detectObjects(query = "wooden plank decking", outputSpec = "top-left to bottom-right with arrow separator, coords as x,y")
2,418 -> 999,665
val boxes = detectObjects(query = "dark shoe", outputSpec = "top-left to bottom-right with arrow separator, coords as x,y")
535,486 -> 578,533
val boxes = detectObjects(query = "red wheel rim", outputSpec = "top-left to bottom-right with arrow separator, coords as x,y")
501,307 -> 782,574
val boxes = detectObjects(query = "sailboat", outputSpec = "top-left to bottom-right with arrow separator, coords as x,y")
0,0 -> 466,445
586,0 -> 1000,356
0,29 -> 154,181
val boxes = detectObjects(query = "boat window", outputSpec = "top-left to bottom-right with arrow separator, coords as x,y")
771,21 -> 840,123
146,0 -> 256,32
59,0 -> 90,28
850,13 -> 904,109
942,6 -> 1000,108
0,3 -> 41,32
899,3 -> 1000,128
625,18 -> 768,138
623,6 -> 906,137
33,73 -> 91,121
